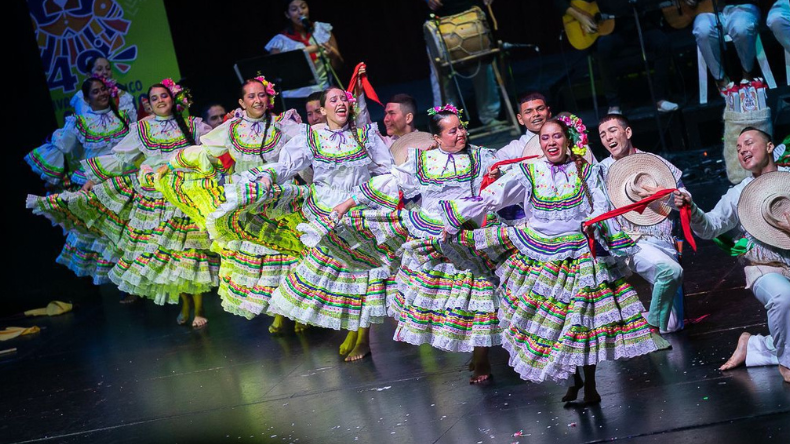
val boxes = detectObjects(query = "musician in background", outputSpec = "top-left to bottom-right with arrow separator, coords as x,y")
266,0 -> 343,99
768,0 -> 790,54
692,1 -> 761,93
555,0 -> 679,114
425,0 -> 503,126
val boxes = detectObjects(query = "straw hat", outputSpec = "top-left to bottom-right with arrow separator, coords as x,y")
389,131 -> 435,165
605,153 -> 677,226
737,171 -> 790,250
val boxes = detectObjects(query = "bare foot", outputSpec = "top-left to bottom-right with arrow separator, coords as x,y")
469,347 -> 492,384
562,372 -> 584,402
269,315 -> 285,334
176,312 -> 187,326
339,331 -> 358,356
720,332 -> 751,371
344,341 -> 371,362
779,365 -> 790,383
469,362 -> 492,384
192,315 -> 208,329
119,294 -> 139,304
294,322 -> 309,334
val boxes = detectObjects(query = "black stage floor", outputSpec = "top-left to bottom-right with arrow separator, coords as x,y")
2,177 -> 789,444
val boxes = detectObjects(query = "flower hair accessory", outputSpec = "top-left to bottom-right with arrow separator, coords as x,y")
91,73 -> 119,98
161,78 -> 193,112
344,90 -> 357,104
557,113 -> 589,156
253,75 -> 278,109
427,104 -> 468,128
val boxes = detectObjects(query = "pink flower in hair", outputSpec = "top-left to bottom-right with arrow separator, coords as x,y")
91,73 -> 119,98
344,91 -> 357,104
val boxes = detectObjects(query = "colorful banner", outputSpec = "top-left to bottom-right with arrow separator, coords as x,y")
28,0 -> 181,125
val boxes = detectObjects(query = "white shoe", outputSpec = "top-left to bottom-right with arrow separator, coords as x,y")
657,100 -> 679,113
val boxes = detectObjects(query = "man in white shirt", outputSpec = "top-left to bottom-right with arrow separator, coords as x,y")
494,92 -> 551,162
598,113 -> 685,337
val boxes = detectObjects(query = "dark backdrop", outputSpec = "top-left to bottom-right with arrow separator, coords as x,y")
163,0 -> 564,111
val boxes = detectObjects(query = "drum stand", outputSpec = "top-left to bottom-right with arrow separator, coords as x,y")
430,15 -> 520,140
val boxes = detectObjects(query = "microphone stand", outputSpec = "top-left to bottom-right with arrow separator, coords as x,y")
708,0 -> 728,82
302,18 -> 345,90
430,13 -> 469,113
629,0 -> 668,154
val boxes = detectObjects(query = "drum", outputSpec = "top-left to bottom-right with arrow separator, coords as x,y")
424,7 -> 494,64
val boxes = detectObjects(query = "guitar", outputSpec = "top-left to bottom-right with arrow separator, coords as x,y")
563,0 -> 615,51
662,0 -> 714,29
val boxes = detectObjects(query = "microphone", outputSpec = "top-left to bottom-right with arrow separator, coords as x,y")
299,15 -> 312,30
501,42 -> 539,52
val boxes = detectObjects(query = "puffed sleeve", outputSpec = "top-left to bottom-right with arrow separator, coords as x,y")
354,148 -> 419,209
170,121 -> 232,175
440,166 -> 529,234
69,91 -> 87,116
266,34 -> 298,52
311,22 -> 333,45
193,117 -> 213,142
256,125 -> 314,184
277,110 -> 305,139
583,163 -> 610,220
364,124 -> 393,176
25,117 -> 81,185
118,91 -> 138,122
82,126 -> 143,182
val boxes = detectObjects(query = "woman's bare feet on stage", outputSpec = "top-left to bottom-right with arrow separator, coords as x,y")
339,331 -> 358,356
269,315 -> 286,334
469,347 -> 492,384
294,322 -> 309,334
720,332 -> 751,371
192,315 -> 208,329
779,365 -> 790,383
562,370 -> 584,402
344,328 -> 371,362
345,342 -> 371,362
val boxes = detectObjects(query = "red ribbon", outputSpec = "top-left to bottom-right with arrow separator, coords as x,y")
282,29 -> 317,61
479,155 -> 540,227
479,155 -> 541,192
217,152 -> 235,172
581,188 -> 696,258
396,190 -> 405,211
347,62 -> 381,105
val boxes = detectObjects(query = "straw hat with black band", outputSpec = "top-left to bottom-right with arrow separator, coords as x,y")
605,153 -> 677,226
389,131 -> 435,165
737,170 -> 790,250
